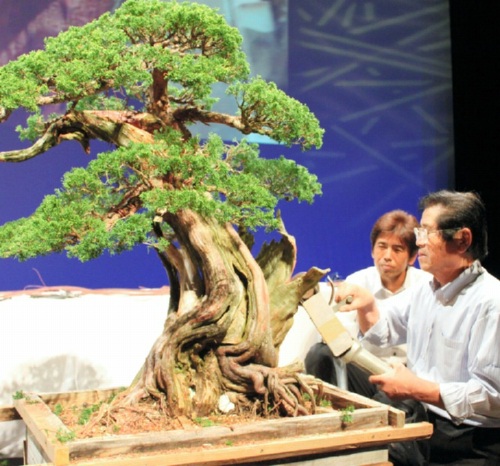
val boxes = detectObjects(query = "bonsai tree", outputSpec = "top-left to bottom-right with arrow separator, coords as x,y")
0,0 -> 326,424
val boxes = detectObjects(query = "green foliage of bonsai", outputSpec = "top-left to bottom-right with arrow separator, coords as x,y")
0,0 -> 328,428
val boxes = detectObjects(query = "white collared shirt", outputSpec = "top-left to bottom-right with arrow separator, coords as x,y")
364,261 -> 500,427
346,265 -> 431,299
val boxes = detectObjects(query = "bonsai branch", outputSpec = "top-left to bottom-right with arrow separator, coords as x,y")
0,110 -> 160,163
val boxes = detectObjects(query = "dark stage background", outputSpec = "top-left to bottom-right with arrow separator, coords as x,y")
1,0 -> 488,291
450,0 -> 500,279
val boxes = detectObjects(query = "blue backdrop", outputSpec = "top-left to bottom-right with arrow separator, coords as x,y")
0,0 -> 453,290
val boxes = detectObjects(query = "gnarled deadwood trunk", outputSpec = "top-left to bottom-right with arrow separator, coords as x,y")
119,210 -> 326,418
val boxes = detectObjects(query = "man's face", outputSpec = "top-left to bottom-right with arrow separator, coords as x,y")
372,232 -> 414,284
416,205 -> 457,277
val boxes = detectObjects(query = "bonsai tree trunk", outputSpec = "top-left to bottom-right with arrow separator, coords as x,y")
118,209 -> 326,419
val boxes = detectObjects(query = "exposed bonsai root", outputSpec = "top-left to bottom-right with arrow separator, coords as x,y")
77,365 -> 325,438
227,365 -> 320,417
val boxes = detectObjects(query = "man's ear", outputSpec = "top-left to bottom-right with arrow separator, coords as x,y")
455,227 -> 473,253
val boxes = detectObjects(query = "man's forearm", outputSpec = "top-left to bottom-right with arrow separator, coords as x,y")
412,379 -> 444,408
357,303 -> 380,334
369,364 -> 445,409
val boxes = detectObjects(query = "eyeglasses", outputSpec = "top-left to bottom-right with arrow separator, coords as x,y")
413,227 -> 461,243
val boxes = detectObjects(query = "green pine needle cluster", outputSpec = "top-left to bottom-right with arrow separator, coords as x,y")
0,0 -> 324,264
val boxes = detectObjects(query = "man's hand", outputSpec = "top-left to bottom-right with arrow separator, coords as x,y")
369,363 -> 444,407
334,282 -> 374,310
334,282 -> 379,334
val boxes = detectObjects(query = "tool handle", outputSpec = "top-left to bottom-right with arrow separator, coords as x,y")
341,340 -> 393,375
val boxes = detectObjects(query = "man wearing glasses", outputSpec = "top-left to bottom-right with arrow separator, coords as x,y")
336,190 -> 500,464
